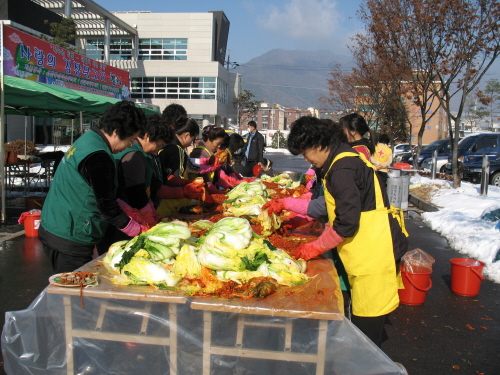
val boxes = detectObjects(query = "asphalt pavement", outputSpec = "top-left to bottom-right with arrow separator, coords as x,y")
0,152 -> 499,374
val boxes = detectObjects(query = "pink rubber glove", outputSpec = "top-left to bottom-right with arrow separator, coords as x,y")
138,201 -> 161,227
148,201 -> 163,222
207,182 -> 222,194
281,197 -> 310,215
119,218 -> 149,237
199,162 -> 222,174
117,199 -> 148,226
292,225 -> 345,260
219,169 -> 241,188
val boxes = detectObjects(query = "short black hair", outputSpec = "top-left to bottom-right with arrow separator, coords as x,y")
142,114 -> 173,143
201,125 -> 226,142
287,116 -> 341,155
248,121 -> 257,129
162,104 -> 187,127
320,118 -> 348,143
228,133 -> 245,154
99,101 -> 145,139
379,134 -> 390,144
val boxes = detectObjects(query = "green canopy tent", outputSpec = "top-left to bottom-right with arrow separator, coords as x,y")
0,75 -> 159,221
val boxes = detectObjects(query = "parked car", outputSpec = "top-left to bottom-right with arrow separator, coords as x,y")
444,133 -> 500,173
393,143 -> 411,156
461,157 -> 500,186
393,139 -> 451,167
421,155 -> 449,173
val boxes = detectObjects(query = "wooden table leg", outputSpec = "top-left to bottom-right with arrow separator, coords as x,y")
169,304 -> 178,375
62,296 -> 74,375
202,311 -> 212,375
315,320 -> 328,375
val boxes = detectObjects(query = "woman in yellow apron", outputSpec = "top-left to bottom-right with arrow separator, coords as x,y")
288,115 -> 408,348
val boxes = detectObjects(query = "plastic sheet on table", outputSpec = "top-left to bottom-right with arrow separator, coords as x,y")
1,257 -> 407,375
401,248 -> 436,273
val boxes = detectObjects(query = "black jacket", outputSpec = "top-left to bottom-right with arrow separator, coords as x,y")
244,130 -> 265,163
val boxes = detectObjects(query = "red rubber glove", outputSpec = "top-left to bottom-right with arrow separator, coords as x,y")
183,182 -> 206,199
292,225 -> 345,260
138,201 -> 161,227
119,218 -> 149,237
281,215 -> 313,231
166,174 -> 190,187
262,200 -> 286,215
242,177 -> 256,183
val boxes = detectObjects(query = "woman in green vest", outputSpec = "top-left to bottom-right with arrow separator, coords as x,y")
39,101 -> 149,273
287,116 -> 408,348
96,114 -> 173,254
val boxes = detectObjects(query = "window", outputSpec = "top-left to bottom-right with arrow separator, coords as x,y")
86,39 -> 133,60
262,122 -> 268,129
138,38 -> 187,60
473,136 -> 498,152
131,76 -> 220,100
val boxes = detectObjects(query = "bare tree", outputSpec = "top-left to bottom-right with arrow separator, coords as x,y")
361,0 -> 500,187
233,90 -> 262,133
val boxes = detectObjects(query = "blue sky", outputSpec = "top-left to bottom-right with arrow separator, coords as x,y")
96,0 -> 364,64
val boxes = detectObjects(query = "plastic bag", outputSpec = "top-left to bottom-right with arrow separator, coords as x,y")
401,248 -> 435,273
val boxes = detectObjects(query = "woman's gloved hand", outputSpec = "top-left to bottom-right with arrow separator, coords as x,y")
119,218 -> 149,237
183,182 -> 206,199
166,174 -> 190,187
117,199 -> 148,226
280,215 -> 312,232
262,200 -> 286,215
292,225 -> 344,260
138,201 -> 162,227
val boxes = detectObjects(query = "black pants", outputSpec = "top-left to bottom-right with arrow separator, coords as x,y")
342,290 -> 389,348
245,159 -> 258,175
39,226 -> 94,273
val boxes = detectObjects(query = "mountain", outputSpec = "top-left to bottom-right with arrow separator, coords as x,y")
233,49 -> 352,110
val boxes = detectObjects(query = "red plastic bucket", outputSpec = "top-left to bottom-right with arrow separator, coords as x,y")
450,258 -> 486,297
18,211 -> 42,237
398,264 -> 433,305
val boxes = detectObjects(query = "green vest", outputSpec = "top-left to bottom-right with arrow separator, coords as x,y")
41,130 -> 117,244
115,142 -> 154,198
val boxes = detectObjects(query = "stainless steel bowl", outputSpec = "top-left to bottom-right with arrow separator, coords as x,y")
272,170 -> 303,182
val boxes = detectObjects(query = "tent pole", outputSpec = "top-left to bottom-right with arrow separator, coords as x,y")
71,118 -> 74,144
1,21 -> 6,222
24,116 -> 27,156
80,111 -> 83,134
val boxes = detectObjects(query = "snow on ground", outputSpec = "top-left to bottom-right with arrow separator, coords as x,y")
411,174 -> 500,284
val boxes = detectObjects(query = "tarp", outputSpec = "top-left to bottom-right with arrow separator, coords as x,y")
2,75 -> 158,118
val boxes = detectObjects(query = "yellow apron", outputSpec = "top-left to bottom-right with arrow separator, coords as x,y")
323,152 -> 400,317
157,145 -> 193,216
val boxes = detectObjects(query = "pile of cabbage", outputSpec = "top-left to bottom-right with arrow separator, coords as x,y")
102,218 -> 309,290
222,181 -> 281,236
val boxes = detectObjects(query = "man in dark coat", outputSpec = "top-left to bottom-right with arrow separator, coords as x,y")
243,121 -> 265,174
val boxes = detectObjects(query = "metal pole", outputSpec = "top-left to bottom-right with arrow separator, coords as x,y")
480,154 -> 490,197
431,148 -> 438,180
0,21 -> 5,222
71,118 -> 74,145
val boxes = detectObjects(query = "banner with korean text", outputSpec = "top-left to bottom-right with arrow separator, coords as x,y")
2,25 -> 130,100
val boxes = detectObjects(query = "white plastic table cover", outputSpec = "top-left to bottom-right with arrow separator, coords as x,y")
1,257 -> 406,375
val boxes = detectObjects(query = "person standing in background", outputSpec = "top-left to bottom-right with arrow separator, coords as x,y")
371,134 -> 393,187
243,120 -> 265,174
339,113 -> 377,160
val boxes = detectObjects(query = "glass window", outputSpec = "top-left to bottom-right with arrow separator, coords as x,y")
130,76 -> 221,101
138,38 -> 188,60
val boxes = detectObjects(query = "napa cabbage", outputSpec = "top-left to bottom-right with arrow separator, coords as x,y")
171,244 -> 201,278
216,270 -> 264,284
122,257 -> 181,286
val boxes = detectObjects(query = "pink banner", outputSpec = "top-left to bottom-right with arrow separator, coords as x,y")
2,25 -> 130,100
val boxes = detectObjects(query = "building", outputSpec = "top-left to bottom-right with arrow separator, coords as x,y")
240,103 -> 310,131
4,0 -> 240,145
355,76 -> 448,145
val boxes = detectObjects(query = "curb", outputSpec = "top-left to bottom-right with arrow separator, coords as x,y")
409,193 -> 440,212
